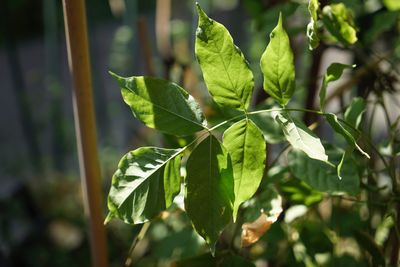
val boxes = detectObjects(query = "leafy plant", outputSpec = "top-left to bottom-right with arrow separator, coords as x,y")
106,1 -> 400,266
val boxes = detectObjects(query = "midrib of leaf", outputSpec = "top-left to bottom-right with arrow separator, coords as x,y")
209,34 -> 245,110
125,86 -> 205,129
271,34 -> 284,100
236,120 -> 248,202
117,149 -> 182,209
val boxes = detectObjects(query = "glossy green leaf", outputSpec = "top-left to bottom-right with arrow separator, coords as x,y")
195,4 -> 254,111
110,73 -> 205,136
320,63 -> 354,111
106,147 -> 182,224
275,112 -> 328,162
223,119 -> 266,220
260,13 -> 295,107
307,0 -> 320,50
322,3 -> 358,46
185,134 -> 234,253
288,148 -> 360,195
383,0 -> 400,11
344,97 -> 366,129
324,113 -> 369,159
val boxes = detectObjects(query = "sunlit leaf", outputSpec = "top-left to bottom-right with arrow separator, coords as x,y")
320,63 -> 354,111
322,3 -> 358,45
383,0 -> 400,11
275,112 -> 328,162
260,13 -> 295,107
223,119 -> 266,220
185,134 -> 234,253
106,147 -> 182,224
195,4 -> 254,111
110,73 -> 205,136
307,0 -> 320,50
279,178 -> 323,206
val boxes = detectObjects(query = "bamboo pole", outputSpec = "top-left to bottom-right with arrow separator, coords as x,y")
62,1 -> 109,267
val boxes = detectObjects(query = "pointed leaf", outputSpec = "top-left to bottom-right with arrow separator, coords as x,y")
344,97 -> 366,129
223,119 -> 266,220
275,112 -> 328,162
320,63 -> 354,111
185,134 -> 234,253
260,13 -> 295,107
111,73 -> 205,136
324,113 -> 370,159
195,4 -> 254,111
322,3 -> 357,46
288,148 -> 360,195
107,147 -> 182,224
307,0 -> 320,50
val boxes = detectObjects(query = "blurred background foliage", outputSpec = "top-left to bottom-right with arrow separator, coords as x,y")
0,0 -> 399,266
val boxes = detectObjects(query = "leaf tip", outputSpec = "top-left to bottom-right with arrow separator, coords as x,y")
195,2 -> 208,22
104,213 -> 113,225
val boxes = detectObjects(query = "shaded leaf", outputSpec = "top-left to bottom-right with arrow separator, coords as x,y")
324,113 -> 370,159
111,73 -> 205,136
288,147 -> 360,195
260,13 -> 295,107
320,63 -> 354,111
344,97 -> 366,129
275,112 -> 328,162
307,0 -> 320,50
195,4 -> 254,111
106,147 -> 182,224
223,119 -> 266,220
185,135 -> 234,253
322,3 -> 357,45
354,230 -> 385,267
279,178 -> 323,206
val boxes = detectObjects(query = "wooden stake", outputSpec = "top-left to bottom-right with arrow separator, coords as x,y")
62,1 -> 109,267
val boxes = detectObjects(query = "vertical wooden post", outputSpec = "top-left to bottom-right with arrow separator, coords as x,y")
62,1 -> 109,267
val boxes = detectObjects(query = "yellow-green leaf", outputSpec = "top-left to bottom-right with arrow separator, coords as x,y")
260,13 -> 295,107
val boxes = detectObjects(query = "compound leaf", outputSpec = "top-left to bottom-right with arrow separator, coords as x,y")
195,3 -> 254,111
260,13 -> 295,107
185,134 -> 234,253
111,73 -> 205,136
107,147 -> 182,224
223,119 -> 266,220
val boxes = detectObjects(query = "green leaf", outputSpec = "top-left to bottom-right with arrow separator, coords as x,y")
320,63 -> 354,111
275,112 -> 328,162
185,134 -> 234,253
260,13 -> 295,107
383,0 -> 400,11
223,119 -> 266,220
324,113 -> 370,159
195,4 -> 254,111
288,147 -> 360,195
307,0 -> 320,50
363,11 -> 399,44
279,178 -> 323,206
110,73 -> 205,136
322,3 -> 358,46
164,155 -> 182,207
344,97 -> 366,129
107,147 -> 182,224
